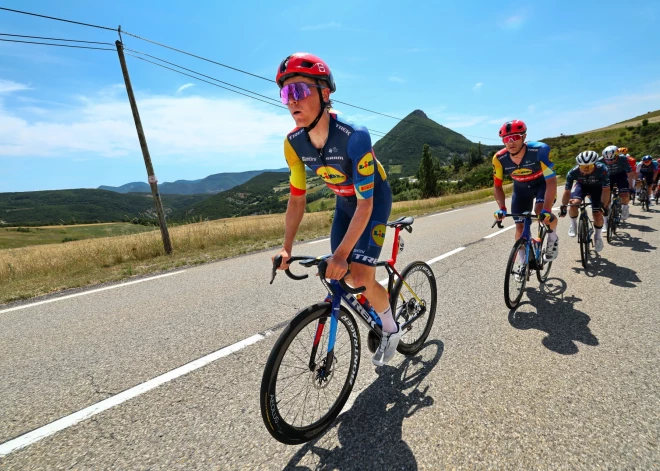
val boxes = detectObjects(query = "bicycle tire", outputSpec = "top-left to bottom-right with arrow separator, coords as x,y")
504,238 -> 528,310
578,215 -> 589,269
612,203 -> 620,234
641,190 -> 648,212
391,261 -> 437,355
607,205 -> 615,243
260,302 -> 360,445
536,225 -> 552,283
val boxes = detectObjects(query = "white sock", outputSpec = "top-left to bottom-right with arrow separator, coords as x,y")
594,229 -> 602,240
378,306 -> 397,333
570,217 -> 577,228
547,231 -> 558,243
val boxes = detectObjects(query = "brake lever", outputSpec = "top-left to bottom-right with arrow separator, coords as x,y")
491,220 -> 504,229
270,255 -> 282,284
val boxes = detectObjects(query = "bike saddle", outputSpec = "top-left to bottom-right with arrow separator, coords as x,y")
387,216 -> 414,228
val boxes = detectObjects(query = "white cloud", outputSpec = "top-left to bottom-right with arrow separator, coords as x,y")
488,117 -> 512,125
0,90 -> 293,163
301,22 -> 341,31
389,76 -> 406,84
0,79 -> 30,94
528,105 -> 537,113
473,82 -> 483,92
500,14 -> 526,31
176,83 -> 195,94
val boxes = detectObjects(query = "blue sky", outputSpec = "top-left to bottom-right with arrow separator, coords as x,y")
1,0 -> 659,192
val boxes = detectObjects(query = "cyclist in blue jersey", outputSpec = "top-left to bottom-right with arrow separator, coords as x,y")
492,120 -> 559,261
636,155 -> 659,206
559,151 -> 610,252
272,53 -> 400,366
599,145 -> 633,232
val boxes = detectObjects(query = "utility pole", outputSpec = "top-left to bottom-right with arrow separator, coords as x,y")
115,39 -> 172,254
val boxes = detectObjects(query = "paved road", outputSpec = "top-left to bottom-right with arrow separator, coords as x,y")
0,200 -> 658,470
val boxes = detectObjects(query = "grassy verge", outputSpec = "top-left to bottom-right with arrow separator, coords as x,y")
0,185 -> 512,304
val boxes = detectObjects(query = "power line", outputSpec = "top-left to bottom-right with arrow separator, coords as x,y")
0,6 -> 116,31
124,52 -> 287,110
0,38 -> 115,51
0,33 -> 113,45
0,6 -> 499,141
125,47 -> 281,104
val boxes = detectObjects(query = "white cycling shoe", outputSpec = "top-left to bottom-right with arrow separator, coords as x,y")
372,324 -> 403,366
621,205 -> 630,220
601,223 -> 608,234
594,238 -> 604,253
568,225 -> 577,237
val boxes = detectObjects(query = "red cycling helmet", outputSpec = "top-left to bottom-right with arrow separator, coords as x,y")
499,120 -> 527,137
276,53 -> 336,92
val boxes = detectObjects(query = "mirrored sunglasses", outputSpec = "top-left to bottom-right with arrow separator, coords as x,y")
280,82 -> 325,105
502,133 -> 524,144
579,164 -> 595,172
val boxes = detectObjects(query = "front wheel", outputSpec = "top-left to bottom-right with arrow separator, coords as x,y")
536,225 -> 553,283
641,190 -> 648,211
504,238 -> 529,310
392,261 -> 437,355
260,303 -> 360,445
607,205 -> 615,243
578,215 -> 590,269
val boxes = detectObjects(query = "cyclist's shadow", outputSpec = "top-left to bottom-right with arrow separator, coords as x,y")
572,256 -> 641,288
606,230 -> 656,253
508,278 -> 598,355
284,340 -> 444,471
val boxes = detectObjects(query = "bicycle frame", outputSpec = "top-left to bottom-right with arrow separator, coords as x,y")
519,216 -> 544,270
312,224 -> 422,375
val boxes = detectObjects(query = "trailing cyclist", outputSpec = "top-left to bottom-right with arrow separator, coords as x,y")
559,151 -> 610,253
599,145 -> 633,232
492,120 -> 559,261
272,52 -> 400,366
636,155 -> 659,206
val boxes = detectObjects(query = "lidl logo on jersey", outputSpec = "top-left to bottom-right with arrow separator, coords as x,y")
371,223 -> 386,247
511,168 -> 533,176
316,166 -> 347,184
357,153 -> 375,176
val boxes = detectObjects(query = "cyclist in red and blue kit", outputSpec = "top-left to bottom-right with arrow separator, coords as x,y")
492,120 -> 559,261
272,53 -> 400,367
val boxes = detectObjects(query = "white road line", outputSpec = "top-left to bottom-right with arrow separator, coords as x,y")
0,271 -> 186,315
426,247 -> 466,265
308,237 -> 330,245
484,225 -> 516,239
0,333 -> 265,457
430,208 -> 463,217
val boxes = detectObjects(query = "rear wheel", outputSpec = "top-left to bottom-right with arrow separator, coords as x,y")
641,190 -> 648,211
392,261 -> 437,355
607,204 -> 616,243
260,303 -> 360,445
578,215 -> 590,269
504,238 -> 528,310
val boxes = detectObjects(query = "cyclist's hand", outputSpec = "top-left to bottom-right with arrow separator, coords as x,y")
539,209 -> 554,224
494,208 -> 507,221
272,248 -> 291,270
559,205 -> 568,217
325,255 -> 348,280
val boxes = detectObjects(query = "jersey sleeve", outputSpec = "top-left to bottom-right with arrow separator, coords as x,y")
284,138 -> 307,196
598,164 -> 610,187
539,144 -> 556,179
564,168 -> 575,190
492,153 -> 504,187
623,160 -> 632,173
347,128 -> 375,199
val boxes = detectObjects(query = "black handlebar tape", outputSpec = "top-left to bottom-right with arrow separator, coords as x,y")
317,260 -> 365,294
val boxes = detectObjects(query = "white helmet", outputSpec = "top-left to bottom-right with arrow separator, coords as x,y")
576,151 -> 599,166
602,145 -> 618,159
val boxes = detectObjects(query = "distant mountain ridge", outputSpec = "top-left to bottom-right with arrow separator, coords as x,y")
99,168 -> 288,195
373,110 -> 499,175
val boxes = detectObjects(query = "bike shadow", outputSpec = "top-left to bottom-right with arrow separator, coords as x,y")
508,278 -> 598,355
284,340 -> 444,471
607,231 -> 656,253
620,221 -> 658,233
572,256 -> 641,288
626,213 -> 652,219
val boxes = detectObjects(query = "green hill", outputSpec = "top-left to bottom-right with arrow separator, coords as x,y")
171,171 -> 290,220
0,190 -> 208,226
542,110 -> 660,177
373,109 -> 499,176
